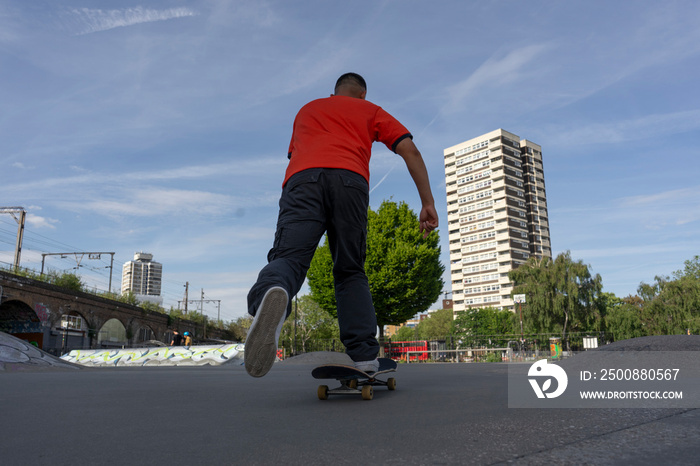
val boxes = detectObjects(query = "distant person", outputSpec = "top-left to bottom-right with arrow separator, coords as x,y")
171,330 -> 184,346
245,72 -> 438,378
183,332 -> 192,347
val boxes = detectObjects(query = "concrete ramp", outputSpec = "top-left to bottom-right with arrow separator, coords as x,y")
0,331 -> 80,371
61,343 -> 245,367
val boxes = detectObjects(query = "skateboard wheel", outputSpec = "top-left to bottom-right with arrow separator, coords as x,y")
348,379 -> 358,389
387,377 -> 397,391
361,385 -> 373,400
318,385 -> 329,400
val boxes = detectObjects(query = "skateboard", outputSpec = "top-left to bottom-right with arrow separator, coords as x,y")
312,357 -> 397,400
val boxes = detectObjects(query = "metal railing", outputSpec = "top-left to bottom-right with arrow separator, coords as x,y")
278,332 -> 609,361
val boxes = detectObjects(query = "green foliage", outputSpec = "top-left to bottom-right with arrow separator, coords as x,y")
504,254 -> 700,341
220,317 -> 250,341
138,301 -> 166,314
636,256 -> 700,335
47,271 -> 84,291
453,307 -> 515,337
508,251 -> 602,338
306,242 -> 335,313
8,267 -> 42,280
392,325 -> 418,341
117,291 -> 138,305
414,308 -> 455,340
604,295 -> 646,341
12,268 -> 85,292
184,311 -> 208,326
168,307 -> 185,320
308,200 -> 444,337
279,295 -> 339,352
673,255 -> 700,281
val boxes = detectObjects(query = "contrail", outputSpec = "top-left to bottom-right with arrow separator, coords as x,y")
72,7 -> 197,35
369,163 -> 397,194
370,109 -> 441,194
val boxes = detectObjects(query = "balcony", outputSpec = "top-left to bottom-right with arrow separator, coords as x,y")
498,264 -> 513,274
496,231 -> 511,242
491,179 -> 505,190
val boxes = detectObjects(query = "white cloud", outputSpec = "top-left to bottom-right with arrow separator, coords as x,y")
55,188 -> 237,219
129,157 -> 287,182
550,110 -> 700,146
0,156 -> 287,196
570,242 -> 695,260
551,185 -> 700,239
26,214 -> 58,229
442,44 -> 550,114
70,6 -> 197,35
620,185 -> 700,208
618,186 -> 700,228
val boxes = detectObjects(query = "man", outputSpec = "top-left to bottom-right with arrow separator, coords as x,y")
245,73 -> 438,377
171,330 -> 184,346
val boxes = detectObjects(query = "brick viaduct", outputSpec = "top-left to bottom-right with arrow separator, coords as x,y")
0,270 -> 220,355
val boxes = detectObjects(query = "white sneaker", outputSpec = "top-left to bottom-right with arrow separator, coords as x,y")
354,359 -> 380,373
245,287 -> 288,377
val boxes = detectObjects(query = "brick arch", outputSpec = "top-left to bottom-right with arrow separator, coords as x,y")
58,309 -> 90,328
0,299 -> 44,348
97,318 -> 128,347
55,309 -> 94,353
0,299 -> 38,322
1,270 -> 219,353
131,320 -> 157,344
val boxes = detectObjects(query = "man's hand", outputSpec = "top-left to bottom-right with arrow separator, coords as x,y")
419,204 -> 439,238
395,138 -> 439,239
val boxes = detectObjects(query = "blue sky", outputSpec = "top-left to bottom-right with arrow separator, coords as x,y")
1,1 -> 699,323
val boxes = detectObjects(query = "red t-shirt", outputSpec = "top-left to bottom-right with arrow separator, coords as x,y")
284,95 -> 411,186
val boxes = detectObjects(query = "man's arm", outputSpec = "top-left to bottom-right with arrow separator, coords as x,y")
394,137 -> 439,238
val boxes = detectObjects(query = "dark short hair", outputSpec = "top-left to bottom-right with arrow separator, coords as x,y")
335,72 -> 367,92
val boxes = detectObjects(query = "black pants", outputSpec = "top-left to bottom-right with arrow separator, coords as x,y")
247,168 -> 379,362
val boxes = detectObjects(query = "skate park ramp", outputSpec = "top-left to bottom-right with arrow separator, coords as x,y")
0,331 -> 80,372
0,331 -> 245,369
60,342 -> 245,367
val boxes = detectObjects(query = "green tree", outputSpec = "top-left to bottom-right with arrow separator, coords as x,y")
48,271 -> 84,291
392,325 -> 417,341
453,307 -> 515,337
138,301 -> 167,314
221,318 -> 249,342
168,306 -> 185,320
604,294 -> 646,341
236,315 -> 253,335
638,256 -> 700,335
415,308 -> 455,340
307,200 -> 444,338
117,291 -> 139,305
508,251 -> 603,343
279,295 -> 340,354
673,255 -> 700,281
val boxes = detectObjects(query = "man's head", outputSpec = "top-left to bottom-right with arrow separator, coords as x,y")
334,72 -> 367,99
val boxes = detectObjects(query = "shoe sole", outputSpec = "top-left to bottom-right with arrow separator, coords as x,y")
245,287 -> 287,377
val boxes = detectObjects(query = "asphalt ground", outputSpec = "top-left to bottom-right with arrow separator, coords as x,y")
1,335 -> 699,465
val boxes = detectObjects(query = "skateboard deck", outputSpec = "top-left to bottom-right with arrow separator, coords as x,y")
312,357 -> 397,400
